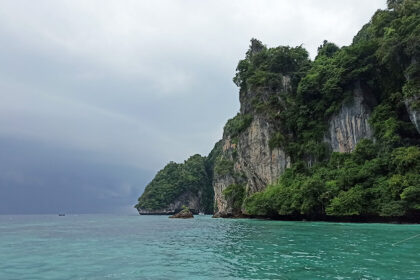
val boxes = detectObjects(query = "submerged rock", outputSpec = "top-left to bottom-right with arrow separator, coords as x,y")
169,208 -> 194,219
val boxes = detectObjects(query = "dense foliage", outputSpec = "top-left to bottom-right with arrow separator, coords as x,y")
223,113 -> 253,139
205,140 -> 223,179
241,0 -> 420,218
222,184 -> 246,214
233,39 -> 310,92
135,154 -> 214,213
245,140 -> 420,217
214,157 -> 234,177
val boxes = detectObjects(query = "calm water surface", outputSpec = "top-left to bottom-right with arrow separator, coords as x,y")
0,215 -> 419,279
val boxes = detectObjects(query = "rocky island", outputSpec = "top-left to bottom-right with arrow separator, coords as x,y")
136,0 -> 420,222
169,207 -> 194,219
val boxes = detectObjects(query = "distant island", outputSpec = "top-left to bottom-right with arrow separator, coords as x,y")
136,0 -> 420,222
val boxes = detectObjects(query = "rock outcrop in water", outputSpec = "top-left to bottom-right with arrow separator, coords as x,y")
136,1 -> 420,221
169,207 -> 194,219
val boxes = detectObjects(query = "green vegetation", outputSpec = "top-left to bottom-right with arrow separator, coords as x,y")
268,132 -> 286,150
233,39 -> 310,92
135,154 -> 214,213
214,157 -> 234,177
205,140 -> 223,179
243,0 -> 420,218
245,141 -> 420,217
223,184 -> 246,214
224,113 -> 253,139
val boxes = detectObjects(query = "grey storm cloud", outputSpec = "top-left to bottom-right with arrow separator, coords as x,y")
0,0 -> 386,214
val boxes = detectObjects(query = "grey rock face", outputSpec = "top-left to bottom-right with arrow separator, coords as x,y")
212,137 -> 241,217
405,96 -> 420,134
212,118 -> 291,216
237,116 -> 291,194
325,83 -> 375,153
214,76 -> 293,216
213,116 -> 291,216
404,58 -> 420,134
212,173 -> 237,217
404,57 -> 420,133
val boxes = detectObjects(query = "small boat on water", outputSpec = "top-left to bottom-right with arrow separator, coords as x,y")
58,213 -> 65,216
198,212 -> 204,215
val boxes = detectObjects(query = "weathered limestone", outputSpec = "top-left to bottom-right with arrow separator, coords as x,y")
325,82 -> 375,153
212,137 -> 241,217
213,76 -> 292,217
405,96 -> 420,134
237,116 -> 291,194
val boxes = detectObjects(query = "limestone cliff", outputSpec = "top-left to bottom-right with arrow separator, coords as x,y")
405,96 -> 420,134
237,116 -> 291,194
325,82 -> 375,153
212,81 -> 377,217
213,137 -> 243,217
404,59 -> 420,135
212,74 -> 293,217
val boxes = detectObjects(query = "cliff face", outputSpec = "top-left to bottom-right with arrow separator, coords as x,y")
212,80 -> 375,217
213,75 -> 293,217
212,137 -> 240,216
405,96 -> 420,134
237,116 -> 291,193
325,82 -> 375,153
404,58 -> 420,135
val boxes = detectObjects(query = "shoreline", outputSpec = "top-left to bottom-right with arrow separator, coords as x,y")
137,210 -> 420,224
137,212 -> 420,224
212,213 -> 420,224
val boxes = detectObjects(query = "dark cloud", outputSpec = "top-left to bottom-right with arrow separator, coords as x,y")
0,137 -> 153,214
0,0 -> 386,213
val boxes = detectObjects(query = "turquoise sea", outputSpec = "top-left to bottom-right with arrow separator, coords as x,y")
0,215 -> 419,280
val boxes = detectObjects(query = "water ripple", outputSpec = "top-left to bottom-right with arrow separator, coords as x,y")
0,215 -> 419,279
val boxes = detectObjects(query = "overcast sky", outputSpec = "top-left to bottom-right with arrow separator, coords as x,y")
0,0 -> 386,214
